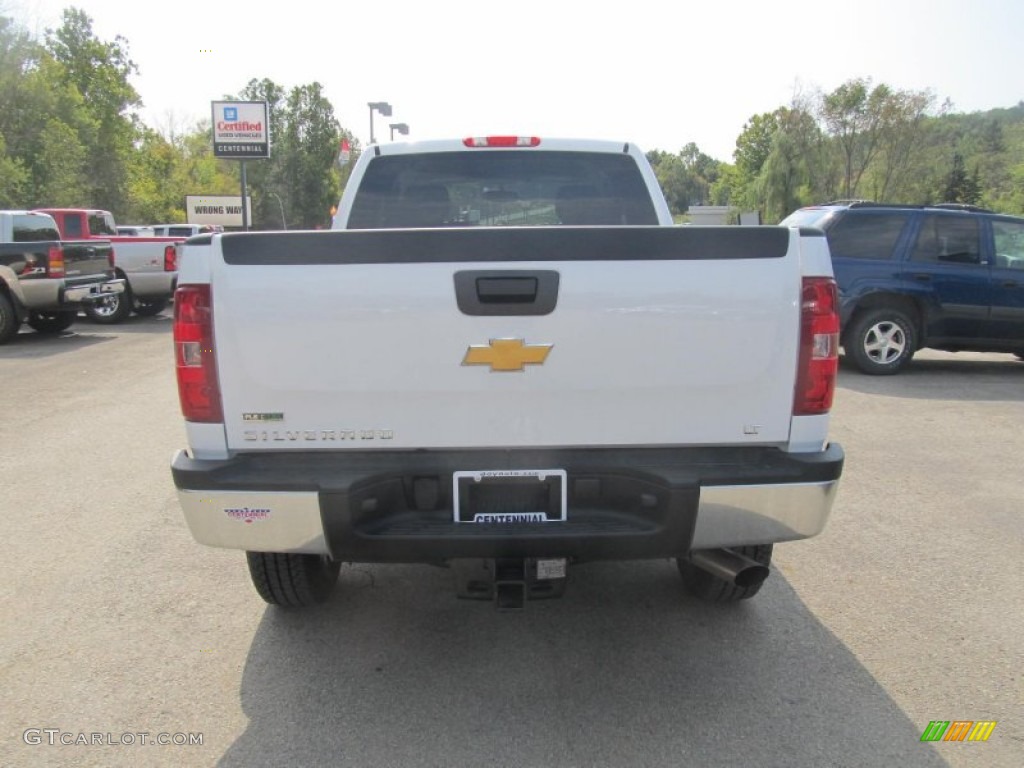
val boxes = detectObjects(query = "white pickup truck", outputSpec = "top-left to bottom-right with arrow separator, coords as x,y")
37,208 -> 181,322
171,137 -> 844,610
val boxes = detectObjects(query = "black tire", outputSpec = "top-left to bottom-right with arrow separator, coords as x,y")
246,552 -> 341,608
27,311 -> 76,334
84,284 -> 133,324
0,292 -> 20,343
677,544 -> 773,602
844,307 -> 917,375
133,297 -> 169,317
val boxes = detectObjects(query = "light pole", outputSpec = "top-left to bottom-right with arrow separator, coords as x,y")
269,191 -> 287,230
389,122 -> 409,141
367,101 -> 392,144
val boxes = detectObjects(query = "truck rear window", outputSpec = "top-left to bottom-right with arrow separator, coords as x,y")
89,213 -> 117,236
13,215 -> 60,242
346,151 -> 659,229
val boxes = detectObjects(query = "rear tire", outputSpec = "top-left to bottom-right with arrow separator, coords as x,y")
845,307 -> 917,375
246,552 -> 340,607
677,544 -> 773,602
133,297 -> 169,317
84,284 -> 133,324
0,293 -> 20,343
27,311 -> 76,334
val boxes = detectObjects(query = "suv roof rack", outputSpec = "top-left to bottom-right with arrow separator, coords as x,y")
929,203 -> 993,213
820,200 -> 996,214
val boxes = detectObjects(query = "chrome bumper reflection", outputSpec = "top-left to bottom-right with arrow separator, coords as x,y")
179,479 -> 838,555
66,278 -> 126,303
691,481 -> 840,549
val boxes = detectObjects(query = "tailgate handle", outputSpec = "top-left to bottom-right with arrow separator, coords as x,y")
454,270 -> 559,316
477,277 -> 537,303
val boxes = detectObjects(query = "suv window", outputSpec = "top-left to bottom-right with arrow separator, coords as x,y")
780,208 -> 833,228
346,151 -> 659,229
910,214 -> 981,265
827,212 -> 910,260
992,219 -> 1024,270
12,215 -> 60,242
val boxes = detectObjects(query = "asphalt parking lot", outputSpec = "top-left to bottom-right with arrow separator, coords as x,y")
1,313 -> 1021,767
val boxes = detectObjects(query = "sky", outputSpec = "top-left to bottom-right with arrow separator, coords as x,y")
8,0 -> 1024,162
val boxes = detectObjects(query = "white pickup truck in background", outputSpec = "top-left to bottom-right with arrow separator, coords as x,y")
171,137 -> 844,610
37,208 -> 182,322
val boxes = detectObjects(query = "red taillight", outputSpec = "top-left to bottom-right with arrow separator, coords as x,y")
47,245 -> 65,278
463,136 -> 541,148
794,277 -> 839,416
164,244 -> 177,272
174,284 -> 222,423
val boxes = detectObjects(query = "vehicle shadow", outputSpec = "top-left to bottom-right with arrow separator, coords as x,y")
837,351 -> 1024,403
2,328 -> 114,357
219,561 -> 948,768
76,314 -> 173,334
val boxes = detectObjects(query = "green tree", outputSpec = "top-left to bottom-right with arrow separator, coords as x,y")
34,119 -> 88,205
0,133 -> 29,207
736,104 -> 832,220
278,82 -> 341,229
819,79 -> 936,202
756,129 -> 806,223
0,18 -> 37,205
646,145 -> 719,216
865,89 -> 936,201
942,152 -> 981,204
734,111 -> 782,180
44,8 -> 141,212
820,78 -> 889,199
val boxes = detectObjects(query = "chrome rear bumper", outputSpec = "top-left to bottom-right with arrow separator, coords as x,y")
66,278 -> 126,303
172,444 -> 843,559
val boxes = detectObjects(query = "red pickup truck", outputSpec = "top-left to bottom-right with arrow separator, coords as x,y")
37,208 -> 183,323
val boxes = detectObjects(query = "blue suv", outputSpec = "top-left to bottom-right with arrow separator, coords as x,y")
781,202 -> 1024,374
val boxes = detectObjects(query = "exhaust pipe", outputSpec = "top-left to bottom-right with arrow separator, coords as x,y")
689,548 -> 770,588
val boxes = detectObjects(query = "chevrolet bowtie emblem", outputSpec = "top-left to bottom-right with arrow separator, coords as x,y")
462,339 -> 553,372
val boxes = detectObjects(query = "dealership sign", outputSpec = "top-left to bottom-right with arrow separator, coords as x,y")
185,195 -> 252,227
211,101 -> 269,158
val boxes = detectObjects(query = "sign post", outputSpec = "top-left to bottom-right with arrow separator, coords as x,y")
240,161 -> 248,230
211,100 -> 270,231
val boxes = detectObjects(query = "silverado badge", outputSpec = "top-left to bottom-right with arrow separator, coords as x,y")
462,339 -> 553,372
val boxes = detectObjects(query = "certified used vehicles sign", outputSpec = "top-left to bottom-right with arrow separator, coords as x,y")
211,101 -> 269,158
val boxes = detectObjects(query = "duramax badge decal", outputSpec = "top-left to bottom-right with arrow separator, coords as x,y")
242,413 -> 284,422
462,339 -> 553,372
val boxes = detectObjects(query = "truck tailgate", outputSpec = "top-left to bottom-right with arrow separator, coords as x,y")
62,240 -> 114,285
209,227 -> 802,451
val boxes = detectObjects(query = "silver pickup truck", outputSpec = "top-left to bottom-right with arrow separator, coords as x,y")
170,137 -> 844,611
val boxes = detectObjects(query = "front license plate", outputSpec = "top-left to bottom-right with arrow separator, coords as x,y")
453,469 -> 567,523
